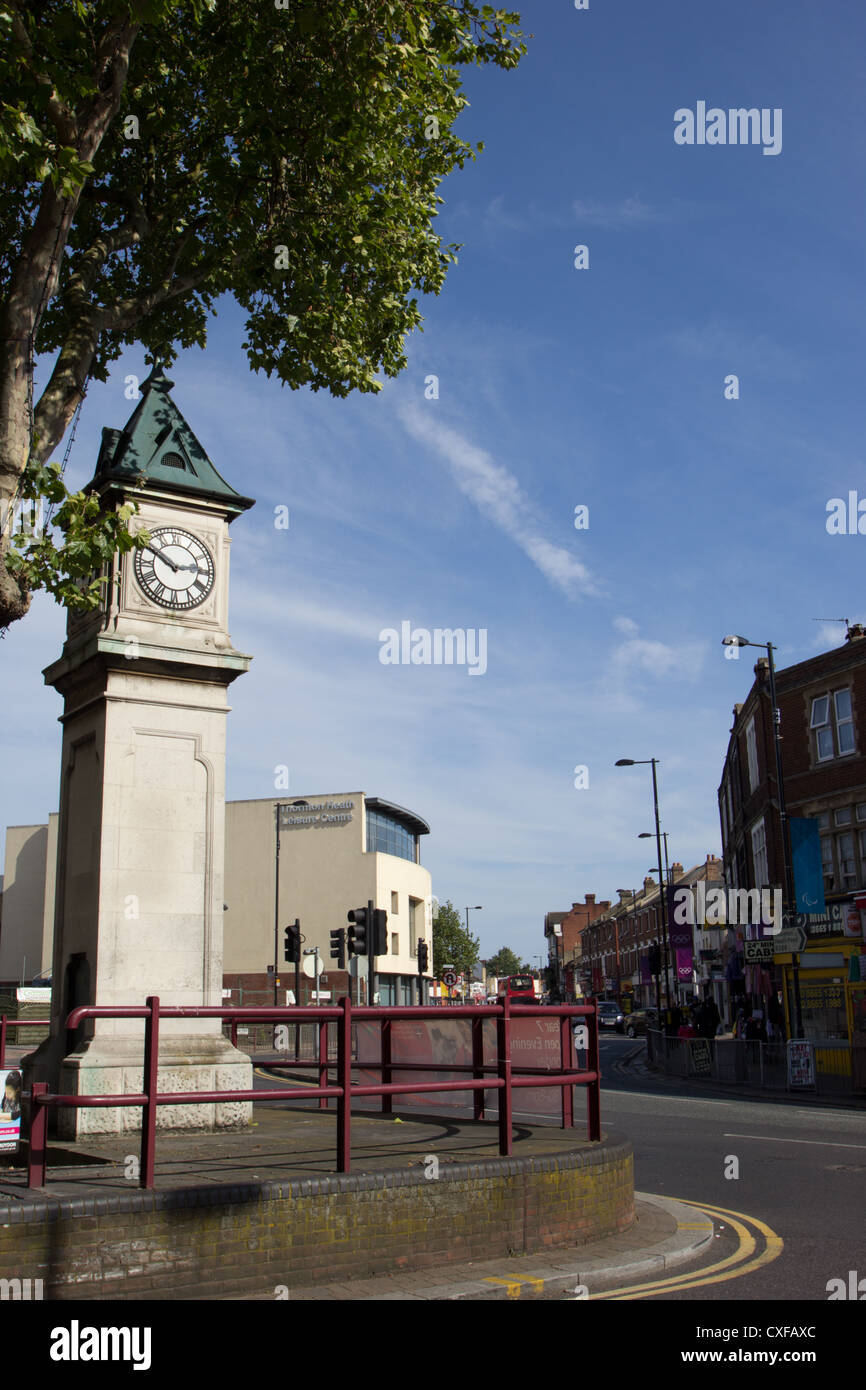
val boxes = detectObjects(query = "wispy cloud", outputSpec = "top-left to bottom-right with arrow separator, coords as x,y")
609,615 -> 705,682
571,195 -> 666,228
399,405 -> 601,599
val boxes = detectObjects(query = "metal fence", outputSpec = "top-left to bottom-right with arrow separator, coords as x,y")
646,1029 -> 854,1095
24,997 -> 601,1189
0,1015 -> 51,1067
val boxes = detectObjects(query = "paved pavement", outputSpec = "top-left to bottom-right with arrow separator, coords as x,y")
616,1037 -> 866,1109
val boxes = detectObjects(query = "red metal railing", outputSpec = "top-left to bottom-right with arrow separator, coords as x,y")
24,997 -> 600,1190
0,1016 -> 50,1068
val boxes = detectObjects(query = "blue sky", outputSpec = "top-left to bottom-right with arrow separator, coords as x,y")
2,0 -> 864,966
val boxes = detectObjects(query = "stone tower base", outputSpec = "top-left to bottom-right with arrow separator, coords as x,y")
24,1034 -> 252,1138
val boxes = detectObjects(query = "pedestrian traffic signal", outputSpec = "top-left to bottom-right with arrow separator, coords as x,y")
347,907 -> 368,957
283,920 -> 301,964
330,928 -> 346,970
371,908 -> 388,956
417,940 -> 429,974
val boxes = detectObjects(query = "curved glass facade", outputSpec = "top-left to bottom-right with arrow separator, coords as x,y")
366,808 -> 418,863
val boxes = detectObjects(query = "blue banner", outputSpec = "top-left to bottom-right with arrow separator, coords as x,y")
790,817 -> 826,915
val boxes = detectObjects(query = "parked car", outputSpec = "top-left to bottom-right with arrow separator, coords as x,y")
596,1001 -> 625,1033
622,1008 -> 655,1038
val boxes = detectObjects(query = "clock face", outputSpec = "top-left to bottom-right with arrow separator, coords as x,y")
133,526 -> 216,610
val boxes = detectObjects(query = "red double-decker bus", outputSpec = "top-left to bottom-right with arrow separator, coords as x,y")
497,975 -> 536,1003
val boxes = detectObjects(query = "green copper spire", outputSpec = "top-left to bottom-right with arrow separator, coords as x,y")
90,364 -> 255,515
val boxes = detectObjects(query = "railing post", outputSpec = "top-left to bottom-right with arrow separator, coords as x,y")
231,1018 -> 238,1048
586,1000 -> 601,1141
560,1011 -> 574,1130
140,995 -> 160,1190
472,1015 -> 485,1121
0,1014 -> 6,1069
318,1016 -> 329,1111
337,995 -> 352,1172
497,998 -> 512,1156
381,1016 -> 392,1114
28,1082 -> 48,1189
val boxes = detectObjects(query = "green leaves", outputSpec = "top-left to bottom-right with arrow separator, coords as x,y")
6,463 -> 149,612
1,0 -> 526,621
432,900 -> 481,983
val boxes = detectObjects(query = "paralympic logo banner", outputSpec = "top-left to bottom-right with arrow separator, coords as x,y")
790,818 -> 826,915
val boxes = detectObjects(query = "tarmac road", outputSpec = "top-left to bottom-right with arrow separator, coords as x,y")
596,1035 -> 866,1301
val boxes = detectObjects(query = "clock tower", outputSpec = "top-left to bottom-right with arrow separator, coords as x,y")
26,365 -> 255,1136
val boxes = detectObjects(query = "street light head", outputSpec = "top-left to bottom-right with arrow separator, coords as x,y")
615,759 -> 635,766
638,832 -> 652,839
722,635 -> 749,647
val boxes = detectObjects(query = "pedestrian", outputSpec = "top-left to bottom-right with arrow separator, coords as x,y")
701,996 -> 720,1039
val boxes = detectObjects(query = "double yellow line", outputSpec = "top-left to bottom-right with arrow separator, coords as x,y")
592,1199 -> 783,1300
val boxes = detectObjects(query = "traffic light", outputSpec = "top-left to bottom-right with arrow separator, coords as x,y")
371,908 -> 388,956
283,920 -> 301,964
417,940 -> 429,974
347,907 -> 368,957
330,928 -> 346,970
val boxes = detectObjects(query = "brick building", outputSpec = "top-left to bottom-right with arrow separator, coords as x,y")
718,626 -> 866,1066
580,856 -> 723,1010
543,894 -> 610,999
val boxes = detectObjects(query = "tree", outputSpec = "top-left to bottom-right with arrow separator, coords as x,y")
432,899 -> 479,988
0,0 -> 525,629
485,946 -> 521,979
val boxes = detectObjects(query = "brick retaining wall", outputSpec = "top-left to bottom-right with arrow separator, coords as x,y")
0,1135 -> 633,1299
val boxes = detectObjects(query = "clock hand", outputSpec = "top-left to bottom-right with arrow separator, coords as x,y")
142,543 -> 180,574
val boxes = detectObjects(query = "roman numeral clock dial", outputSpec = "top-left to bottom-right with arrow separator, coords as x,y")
133,527 -> 216,610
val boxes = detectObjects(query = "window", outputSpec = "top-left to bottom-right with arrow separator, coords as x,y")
391,892 -> 399,915
391,933 -> 399,956
821,836 -> 835,891
821,817 -> 866,893
751,818 -> 768,887
745,717 -> 759,792
811,689 -> 856,761
837,834 -> 857,890
835,690 -> 855,753
857,805 -> 866,823
409,898 -> 422,955
365,808 -> 418,863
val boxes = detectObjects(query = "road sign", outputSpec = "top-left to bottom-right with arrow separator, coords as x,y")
744,939 -> 774,964
787,1039 -> 815,1089
773,925 -> 807,955
442,970 -> 457,986
302,951 -> 323,979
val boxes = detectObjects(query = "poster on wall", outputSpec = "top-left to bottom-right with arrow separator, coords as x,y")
786,1040 -> 816,1091
0,1070 -> 22,1153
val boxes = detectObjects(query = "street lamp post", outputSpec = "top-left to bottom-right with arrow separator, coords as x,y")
616,759 -> 671,1011
465,905 -> 482,1002
640,830 -> 671,887
723,636 -> 803,1038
